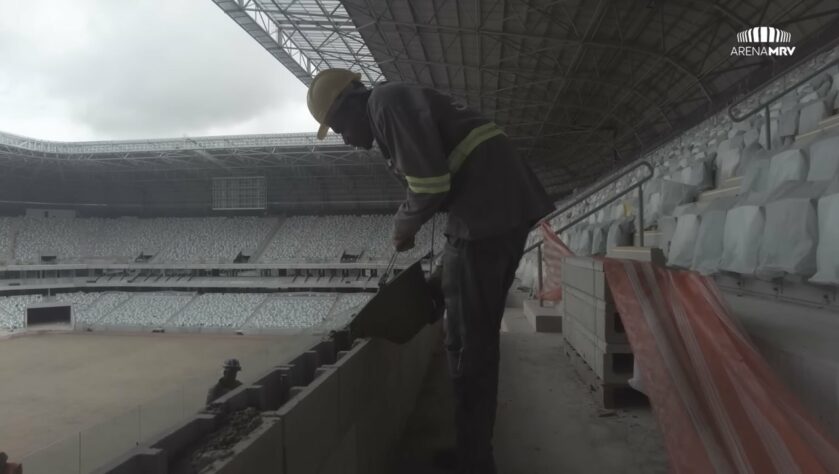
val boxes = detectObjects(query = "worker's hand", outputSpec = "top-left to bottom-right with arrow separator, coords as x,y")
393,235 -> 416,252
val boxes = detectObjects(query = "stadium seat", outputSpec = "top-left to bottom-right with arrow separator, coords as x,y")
719,196 -> 765,275
571,226 -> 593,256
740,156 -> 771,195
590,222 -> 611,255
757,181 -> 826,278
807,135 -> 839,181
659,180 -> 697,217
692,198 -> 737,275
798,100 -> 829,135
766,148 -> 809,194
811,178 -> 839,285
716,148 -> 742,183
667,210 -> 701,269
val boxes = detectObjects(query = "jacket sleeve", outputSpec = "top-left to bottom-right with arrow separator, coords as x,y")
370,91 -> 449,241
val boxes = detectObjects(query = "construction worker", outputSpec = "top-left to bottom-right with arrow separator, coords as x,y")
206,358 -> 243,405
307,69 -> 554,473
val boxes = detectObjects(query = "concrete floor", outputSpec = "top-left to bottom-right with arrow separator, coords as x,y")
393,308 -> 668,473
0,331 -> 318,462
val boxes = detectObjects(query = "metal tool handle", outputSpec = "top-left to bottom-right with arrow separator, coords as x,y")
378,251 -> 399,288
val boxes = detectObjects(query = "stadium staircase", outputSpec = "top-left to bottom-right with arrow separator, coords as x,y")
238,294 -> 274,329
251,216 -> 284,263
162,293 -> 201,327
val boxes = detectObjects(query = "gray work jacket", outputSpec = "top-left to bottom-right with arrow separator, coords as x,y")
367,82 -> 554,241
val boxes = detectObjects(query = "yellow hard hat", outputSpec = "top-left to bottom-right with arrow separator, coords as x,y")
307,68 -> 362,140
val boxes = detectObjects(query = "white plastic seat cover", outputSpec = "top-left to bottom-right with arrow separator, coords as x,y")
572,227 -> 593,256
807,135 -> 839,181
590,222 -> 611,255
740,157 -> 771,195
719,195 -> 765,275
716,148 -> 742,182
777,108 -> 800,138
757,181 -> 827,278
680,159 -> 713,190
767,149 -> 808,194
811,178 -> 839,285
667,210 -> 701,269
798,100 -> 828,135
659,180 -> 698,216
692,197 -> 737,275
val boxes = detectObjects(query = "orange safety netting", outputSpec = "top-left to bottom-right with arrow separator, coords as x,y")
537,222 -> 573,301
602,259 -> 839,473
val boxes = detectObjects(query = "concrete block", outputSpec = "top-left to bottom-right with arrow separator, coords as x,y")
564,317 -> 633,384
607,246 -> 665,266
369,338 -> 403,439
354,403 -> 392,474
150,414 -> 219,462
561,256 -> 610,302
253,367 -> 292,410
212,417 -> 284,474
562,285 -> 627,343
322,339 -> 371,435
314,339 -> 337,366
275,367 -> 340,474
318,425 -> 358,474
89,448 -> 167,474
522,299 -> 562,333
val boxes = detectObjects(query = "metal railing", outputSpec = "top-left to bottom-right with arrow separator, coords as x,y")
524,160 -> 654,305
728,57 -> 839,150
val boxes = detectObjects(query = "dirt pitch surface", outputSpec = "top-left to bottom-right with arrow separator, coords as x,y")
0,331 -> 319,461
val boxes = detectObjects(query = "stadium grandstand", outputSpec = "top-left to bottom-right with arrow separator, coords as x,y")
3,0 -> 839,473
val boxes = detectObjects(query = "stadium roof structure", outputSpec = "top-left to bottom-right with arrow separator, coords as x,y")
214,0 -> 839,195
0,130 -> 405,213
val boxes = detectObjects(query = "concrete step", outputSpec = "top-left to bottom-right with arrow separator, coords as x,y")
722,176 -> 743,188
522,299 -> 562,333
606,247 -> 665,265
636,231 -> 661,248
697,183 -> 740,203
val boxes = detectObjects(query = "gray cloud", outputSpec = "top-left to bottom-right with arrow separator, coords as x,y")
0,0 -> 318,140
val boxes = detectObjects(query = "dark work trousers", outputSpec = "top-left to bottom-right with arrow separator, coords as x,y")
441,224 -> 530,473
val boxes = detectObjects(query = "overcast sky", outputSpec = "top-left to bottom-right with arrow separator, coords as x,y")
0,0 -> 319,141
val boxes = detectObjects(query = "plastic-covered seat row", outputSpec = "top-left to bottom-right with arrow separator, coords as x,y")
666,177 -> 839,284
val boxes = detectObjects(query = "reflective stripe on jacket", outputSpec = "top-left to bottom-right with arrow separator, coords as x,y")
368,82 -> 554,240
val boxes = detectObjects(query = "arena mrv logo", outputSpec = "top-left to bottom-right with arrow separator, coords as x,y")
731,26 -> 796,57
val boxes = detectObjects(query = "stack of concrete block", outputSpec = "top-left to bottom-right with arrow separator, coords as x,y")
561,256 -> 635,408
